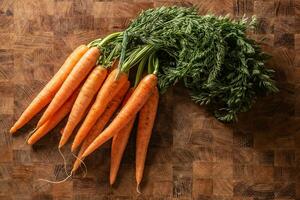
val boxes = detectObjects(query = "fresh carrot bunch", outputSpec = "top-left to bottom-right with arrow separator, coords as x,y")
10,32 -> 160,191
10,6 -> 278,192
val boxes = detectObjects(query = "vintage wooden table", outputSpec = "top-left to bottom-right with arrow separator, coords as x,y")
0,0 -> 299,199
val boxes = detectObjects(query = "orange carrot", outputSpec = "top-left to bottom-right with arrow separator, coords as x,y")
110,118 -> 135,185
37,47 -> 100,128
71,69 -> 128,152
71,82 -> 130,172
59,66 -> 107,148
10,45 -> 88,134
27,88 -> 81,145
110,88 -> 135,185
136,87 -> 159,187
81,74 -> 157,158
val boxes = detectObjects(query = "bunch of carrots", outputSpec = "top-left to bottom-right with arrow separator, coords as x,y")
9,6 -> 278,192
10,39 -> 159,189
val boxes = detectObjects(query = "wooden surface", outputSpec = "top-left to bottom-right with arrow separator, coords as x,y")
0,0 -> 299,199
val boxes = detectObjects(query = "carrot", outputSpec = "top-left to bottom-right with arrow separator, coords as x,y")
110,118 -> 135,185
110,88 -> 135,185
136,87 -> 159,187
27,88 -> 81,145
71,82 -> 130,172
37,47 -> 100,128
71,69 -> 128,152
59,66 -> 107,148
81,74 -> 157,158
10,45 -> 88,134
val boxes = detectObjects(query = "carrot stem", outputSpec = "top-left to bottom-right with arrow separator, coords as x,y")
153,56 -> 159,75
99,32 -> 122,46
121,45 -> 154,73
134,56 -> 148,87
147,53 -> 159,75
147,53 -> 154,74
118,31 -> 129,71
88,32 -> 122,48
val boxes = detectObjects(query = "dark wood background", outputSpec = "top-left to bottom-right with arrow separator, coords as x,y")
0,0 -> 299,199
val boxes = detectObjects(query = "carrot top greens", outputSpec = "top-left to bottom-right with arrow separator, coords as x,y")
89,6 -> 278,122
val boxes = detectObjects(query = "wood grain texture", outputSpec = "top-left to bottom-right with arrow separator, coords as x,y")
0,0 -> 299,199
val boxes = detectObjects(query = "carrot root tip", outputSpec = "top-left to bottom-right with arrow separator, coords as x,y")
81,152 -> 88,158
109,176 -> 115,186
58,140 -> 64,149
9,127 -> 16,134
71,152 -> 87,177
25,127 -> 38,145
136,184 -> 142,194
36,121 -> 43,129
71,144 -> 77,153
